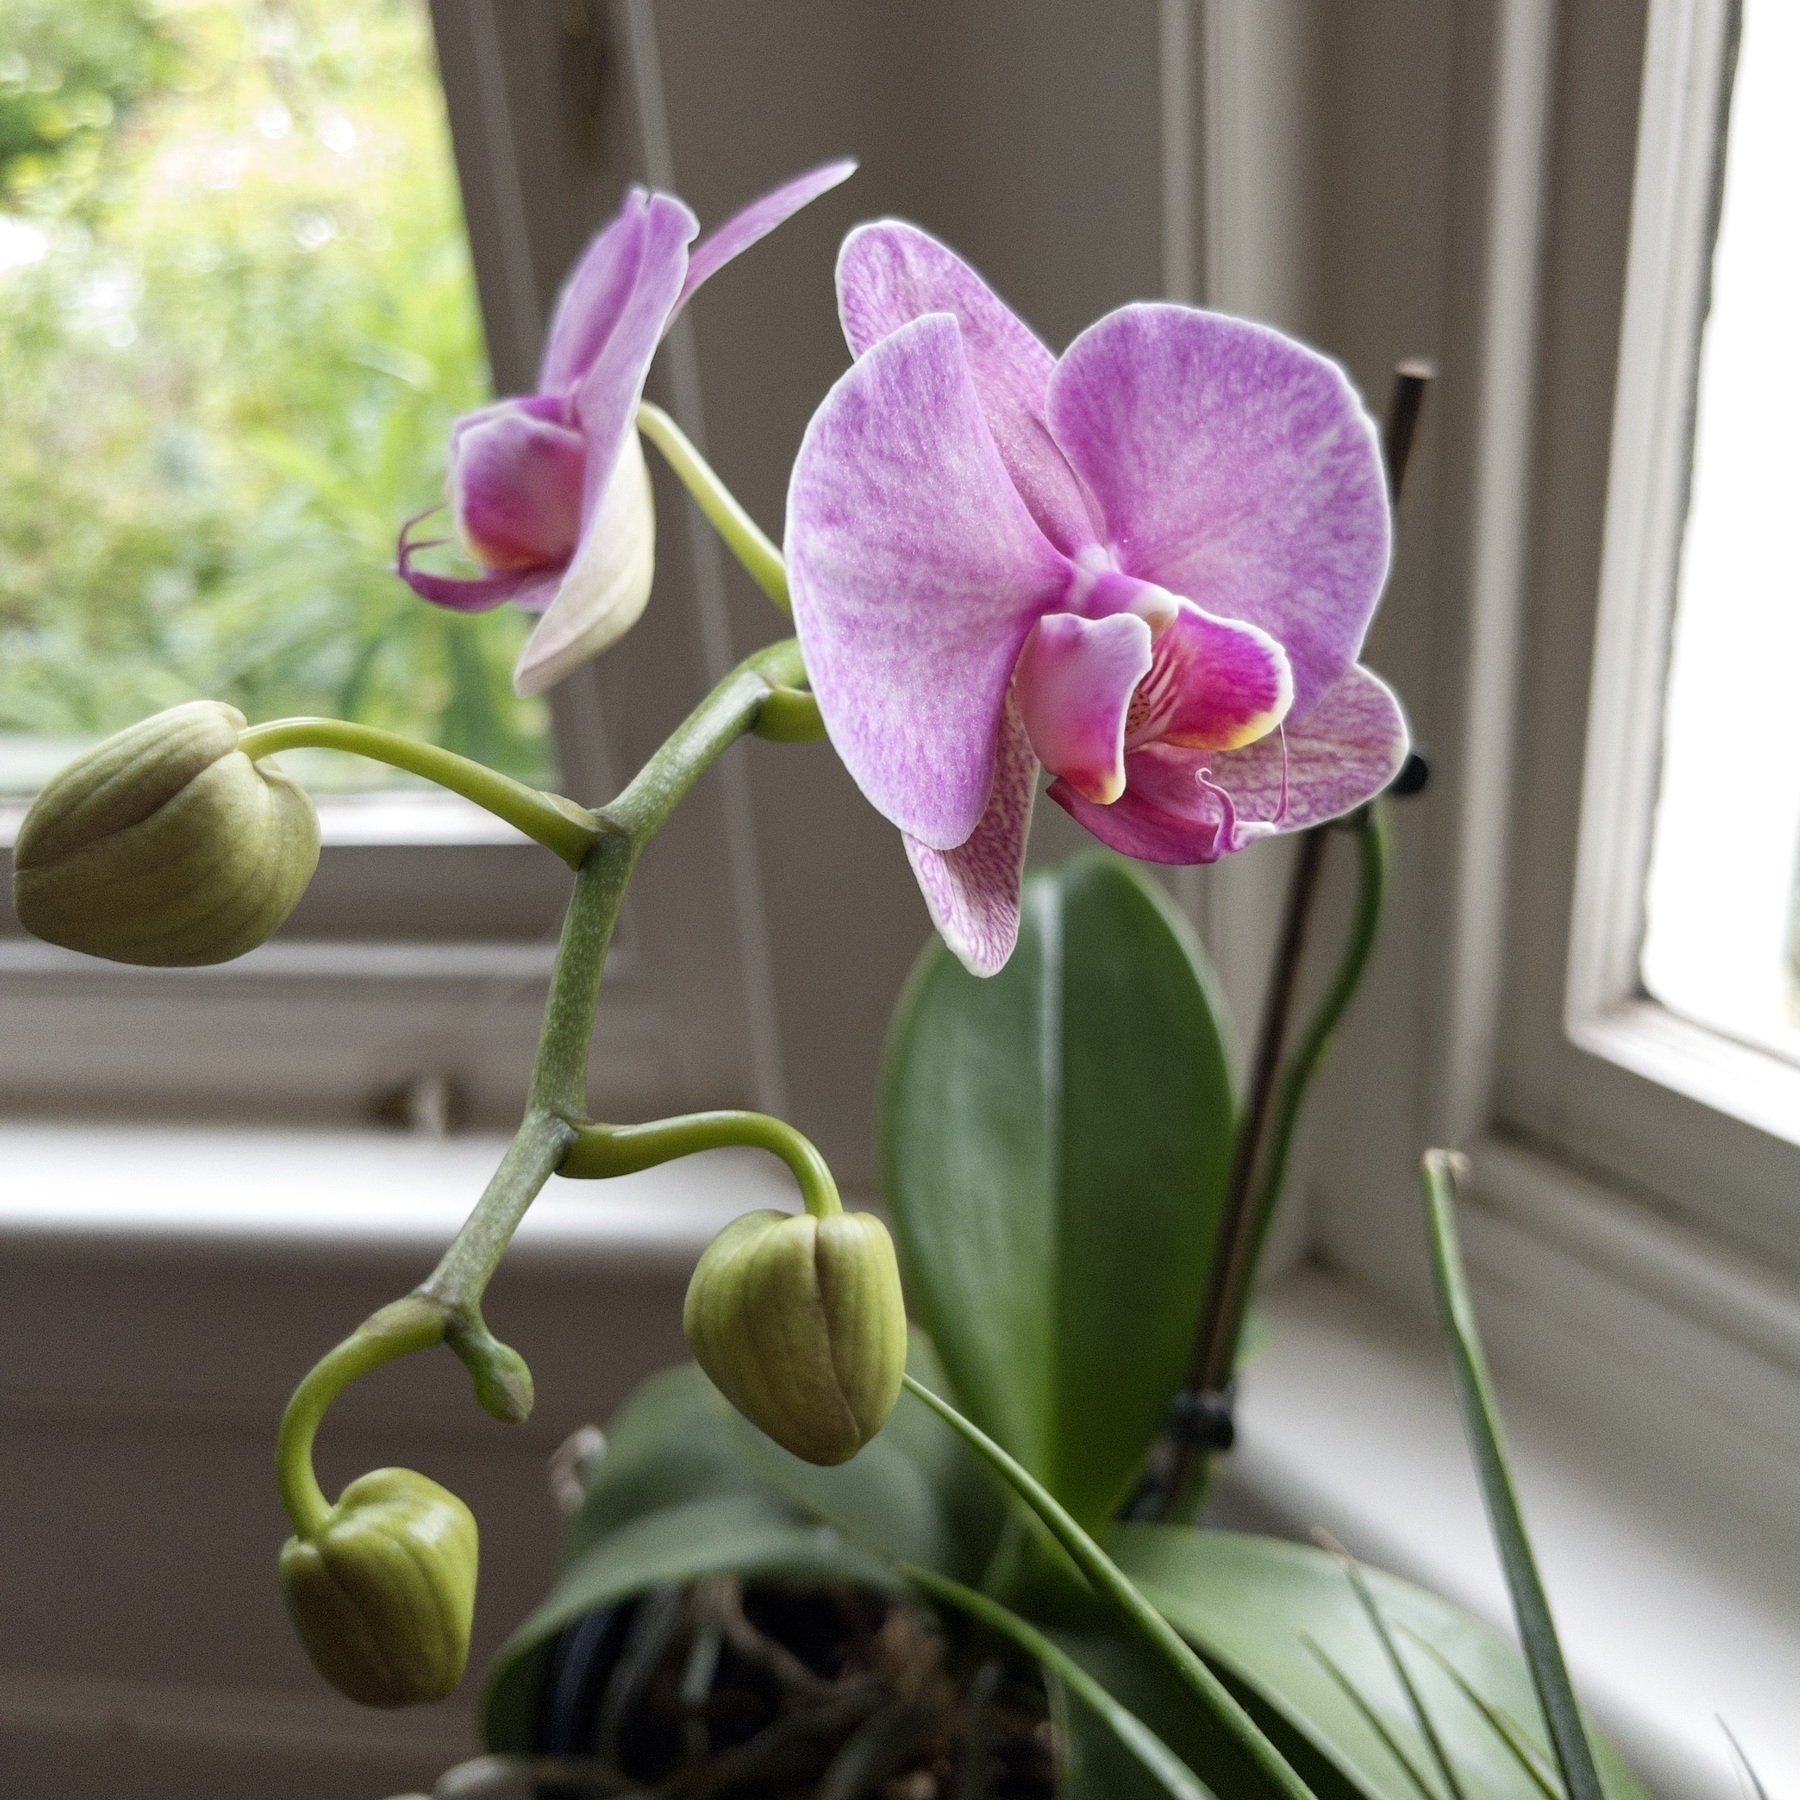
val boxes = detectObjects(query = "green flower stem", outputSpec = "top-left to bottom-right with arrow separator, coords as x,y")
420,634 -> 809,1314
1223,801 -> 1388,1361
562,1111 -> 842,1218
275,1295 -> 450,1539
752,685 -> 825,742
900,1374 -> 1316,1800
636,401 -> 790,614
1163,803 -> 1389,1521
234,716 -> 601,870
278,638 -> 810,1460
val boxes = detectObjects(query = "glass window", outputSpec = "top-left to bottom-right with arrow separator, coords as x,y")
0,0 -> 552,800
1639,0 -> 1800,1067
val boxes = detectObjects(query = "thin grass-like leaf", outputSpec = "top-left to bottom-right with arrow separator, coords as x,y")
1419,1152 -> 1603,1800
1299,1631 -> 1440,1800
902,1564 -> 1213,1800
1318,1533 -> 1470,1800
901,1373 -> 1315,1800
1396,1625 -> 1563,1800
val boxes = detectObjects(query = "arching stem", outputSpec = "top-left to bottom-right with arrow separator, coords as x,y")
235,717 -> 601,869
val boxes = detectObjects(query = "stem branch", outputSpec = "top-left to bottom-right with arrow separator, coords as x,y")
563,1111 -> 842,1217
637,401 -> 790,614
236,717 -> 600,869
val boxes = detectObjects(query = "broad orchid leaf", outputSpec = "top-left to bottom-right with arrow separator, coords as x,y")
882,850 -> 1236,1527
1107,1528 -> 1651,1800
1420,1154 -> 1606,1800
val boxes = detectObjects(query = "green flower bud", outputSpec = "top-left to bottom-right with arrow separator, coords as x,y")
279,1467 -> 477,1708
13,699 -> 318,966
683,1208 -> 907,1466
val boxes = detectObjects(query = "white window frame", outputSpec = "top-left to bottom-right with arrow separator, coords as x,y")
1282,0 -> 1800,1501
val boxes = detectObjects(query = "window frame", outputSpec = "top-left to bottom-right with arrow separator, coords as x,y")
0,2 -> 781,1134
1495,0 -> 1800,1275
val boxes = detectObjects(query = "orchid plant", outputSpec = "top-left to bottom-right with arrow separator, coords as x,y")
13,161 -> 1660,1800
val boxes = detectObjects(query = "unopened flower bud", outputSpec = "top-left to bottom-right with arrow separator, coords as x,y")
13,699 -> 318,966
279,1467 -> 478,1708
684,1208 -> 907,1466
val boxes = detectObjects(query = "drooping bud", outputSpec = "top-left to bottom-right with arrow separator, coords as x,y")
12,700 -> 319,966
683,1208 -> 907,1466
279,1467 -> 477,1708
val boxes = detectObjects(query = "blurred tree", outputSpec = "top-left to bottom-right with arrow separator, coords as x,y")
0,0 -> 551,786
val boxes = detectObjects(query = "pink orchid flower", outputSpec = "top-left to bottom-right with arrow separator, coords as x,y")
786,222 -> 1406,975
400,160 -> 855,697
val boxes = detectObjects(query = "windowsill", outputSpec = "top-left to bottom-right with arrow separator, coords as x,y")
7,1123 -> 1796,1798
0,1122 -> 795,1267
1226,1263 -> 1800,1800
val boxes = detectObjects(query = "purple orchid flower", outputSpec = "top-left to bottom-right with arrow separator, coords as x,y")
786,222 -> 1406,975
400,159 -> 855,697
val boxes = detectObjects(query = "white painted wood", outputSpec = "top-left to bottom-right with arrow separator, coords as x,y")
1223,1267 -> 1800,1800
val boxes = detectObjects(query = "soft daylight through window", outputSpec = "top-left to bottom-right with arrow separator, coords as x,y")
0,0 -> 552,799
1640,0 -> 1800,1066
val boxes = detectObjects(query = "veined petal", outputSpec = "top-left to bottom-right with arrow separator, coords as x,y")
1047,304 -> 1390,713
1014,610 -> 1152,805
395,513 -> 561,613
1125,600 -> 1292,752
675,158 -> 857,315
787,312 -> 1072,850
512,431 -> 655,696
539,190 -> 699,393
570,192 -> 696,523
1203,661 -> 1408,832
449,402 -> 585,569
1049,663 -> 1407,861
904,695 -> 1037,977
837,221 -> 1097,556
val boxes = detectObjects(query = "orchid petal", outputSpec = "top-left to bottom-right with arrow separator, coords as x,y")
1046,304 -> 1390,713
1125,600 -> 1293,753
1049,663 -> 1407,861
786,312 -> 1072,850
449,402 -> 585,570
539,190 -> 699,393
396,514 -> 561,613
1204,661 -> 1407,831
1014,610 -> 1151,805
512,431 -> 656,696
837,221 -> 1098,556
569,192 -> 696,521
904,694 -> 1038,977
675,158 -> 857,316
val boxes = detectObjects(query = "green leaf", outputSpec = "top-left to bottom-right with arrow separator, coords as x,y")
1108,1528 -> 1650,1800
882,850 -> 1236,1527
902,1565 -> 1215,1800
1420,1154 -> 1605,1800
483,1492 -> 895,1751
560,1363 -> 765,1557
902,1375 -> 1312,1800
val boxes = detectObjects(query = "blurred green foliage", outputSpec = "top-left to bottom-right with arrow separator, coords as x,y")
0,0 -> 552,788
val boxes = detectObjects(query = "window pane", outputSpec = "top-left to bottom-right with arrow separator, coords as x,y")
0,0 -> 552,796
1640,0 -> 1800,1064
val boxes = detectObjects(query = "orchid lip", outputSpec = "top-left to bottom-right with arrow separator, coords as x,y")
1064,564 -> 1179,635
